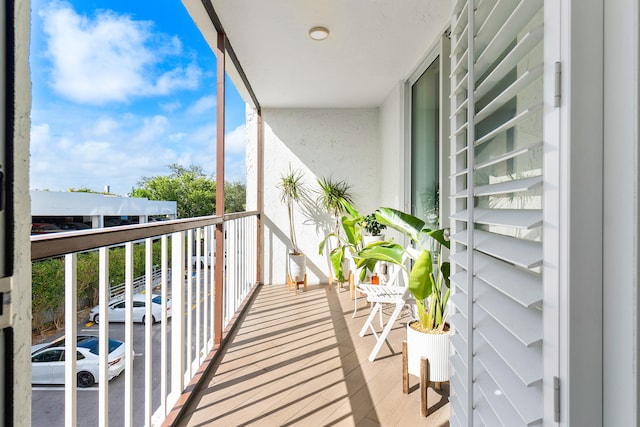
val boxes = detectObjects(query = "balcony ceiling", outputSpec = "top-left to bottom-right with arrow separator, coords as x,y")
185,0 -> 452,109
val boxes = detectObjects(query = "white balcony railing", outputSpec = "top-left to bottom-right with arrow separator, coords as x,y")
30,212 -> 259,427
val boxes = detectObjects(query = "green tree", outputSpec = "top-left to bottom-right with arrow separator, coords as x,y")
129,164 -> 246,217
69,187 -> 117,196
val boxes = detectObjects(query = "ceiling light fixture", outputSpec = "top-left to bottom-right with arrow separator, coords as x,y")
309,26 -> 330,41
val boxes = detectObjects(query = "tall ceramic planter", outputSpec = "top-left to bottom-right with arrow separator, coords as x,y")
406,321 -> 450,382
288,253 -> 306,282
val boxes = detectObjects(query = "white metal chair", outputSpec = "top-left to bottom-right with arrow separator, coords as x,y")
356,248 -> 418,362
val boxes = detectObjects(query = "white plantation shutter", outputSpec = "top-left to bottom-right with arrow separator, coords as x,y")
449,0 -> 544,426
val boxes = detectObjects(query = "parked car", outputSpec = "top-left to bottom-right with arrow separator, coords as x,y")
58,222 -> 91,231
89,293 -> 172,324
31,222 -> 62,235
191,250 -> 213,269
31,335 -> 126,388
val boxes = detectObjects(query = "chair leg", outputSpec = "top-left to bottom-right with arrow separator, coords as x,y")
367,302 -> 404,362
359,303 -> 381,337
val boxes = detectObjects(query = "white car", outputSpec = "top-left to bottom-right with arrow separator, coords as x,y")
31,335 -> 126,388
89,293 -> 172,324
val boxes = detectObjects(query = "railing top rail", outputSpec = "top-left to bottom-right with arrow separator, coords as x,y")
31,210 -> 259,261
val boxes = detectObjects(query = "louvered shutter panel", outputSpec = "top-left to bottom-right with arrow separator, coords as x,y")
449,0 -> 544,426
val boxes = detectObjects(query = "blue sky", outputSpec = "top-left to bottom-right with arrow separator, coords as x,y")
30,0 -> 248,196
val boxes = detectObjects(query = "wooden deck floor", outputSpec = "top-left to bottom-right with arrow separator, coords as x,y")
176,283 -> 450,426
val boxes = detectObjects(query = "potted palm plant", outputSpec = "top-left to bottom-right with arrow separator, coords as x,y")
356,207 -> 451,381
277,167 -> 307,285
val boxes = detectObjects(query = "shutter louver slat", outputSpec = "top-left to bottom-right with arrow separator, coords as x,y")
475,0 -> 518,54
475,139 -> 542,169
451,333 -> 468,362
450,353 -> 468,388
452,229 -> 542,269
450,292 -> 468,318
474,0 -> 498,31
474,175 -> 542,197
475,395 -> 504,427
451,313 -> 468,342
452,2 -> 468,33
450,167 -> 469,178
452,49 -> 468,77
450,250 -> 468,269
451,208 -> 542,229
475,280 -> 542,346
475,105 -> 543,147
475,0 -> 544,76
453,0 -> 467,15
452,24 -> 469,55
474,252 -> 542,307
476,371 -> 527,426
452,188 -> 469,199
476,338 -> 543,425
475,24 -> 544,100
450,270 -> 468,293
452,72 -> 469,95
449,393 -> 466,427
475,63 -> 543,124
476,311 -> 542,386
449,373 -> 467,404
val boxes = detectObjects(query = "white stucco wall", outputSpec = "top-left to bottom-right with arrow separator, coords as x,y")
260,108 -> 380,285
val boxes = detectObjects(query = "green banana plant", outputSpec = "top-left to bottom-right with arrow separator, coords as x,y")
318,201 -> 363,282
354,207 -> 451,332
318,200 -> 385,283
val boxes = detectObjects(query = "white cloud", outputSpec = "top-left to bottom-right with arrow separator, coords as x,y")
159,101 -> 182,113
89,118 -> 119,137
132,115 -> 169,144
225,124 -> 247,155
39,1 -> 202,105
186,95 -> 216,115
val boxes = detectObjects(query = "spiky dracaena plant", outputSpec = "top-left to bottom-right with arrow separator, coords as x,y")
316,177 -> 355,246
277,167 -> 305,254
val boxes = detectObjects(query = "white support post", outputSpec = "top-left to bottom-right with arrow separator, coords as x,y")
124,242 -> 134,427
214,226 -> 219,350
196,228 -> 202,365
144,238 -> 153,426
64,253 -> 77,427
98,247 -> 109,427
186,229 -> 193,380
160,235 -> 168,417
170,231 -> 185,405
203,226 -> 209,353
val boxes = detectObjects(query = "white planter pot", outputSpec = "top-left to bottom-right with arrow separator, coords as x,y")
288,253 -> 306,283
406,321 -> 450,382
362,234 -> 384,246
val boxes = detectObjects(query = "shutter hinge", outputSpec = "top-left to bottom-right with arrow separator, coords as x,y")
553,376 -> 561,422
554,62 -> 562,107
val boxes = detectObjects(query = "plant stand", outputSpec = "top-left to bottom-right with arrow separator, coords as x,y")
329,270 -> 352,292
402,340 -> 433,417
287,273 -> 307,293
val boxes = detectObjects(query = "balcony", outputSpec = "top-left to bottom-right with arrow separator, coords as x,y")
30,213 -> 450,426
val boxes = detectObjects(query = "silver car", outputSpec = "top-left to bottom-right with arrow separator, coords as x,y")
31,335 -> 126,388
89,293 -> 172,324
